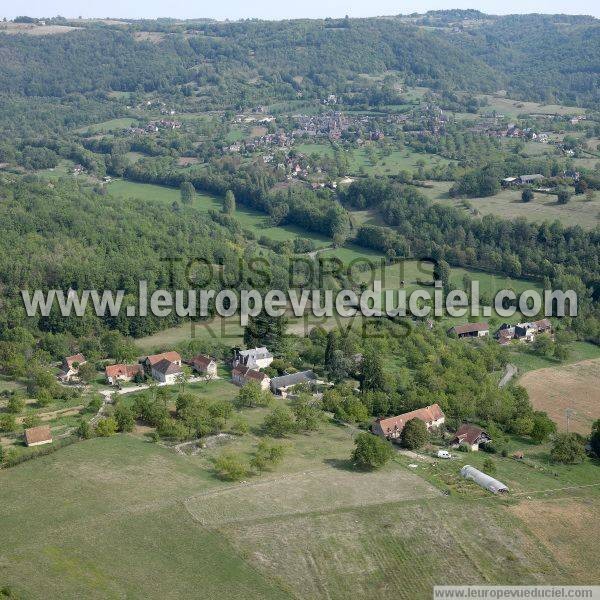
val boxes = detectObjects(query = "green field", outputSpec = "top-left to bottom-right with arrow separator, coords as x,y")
477,94 -> 585,118
108,179 -> 331,247
434,187 -> 600,230
295,143 -> 454,177
2,423 -> 599,598
78,118 -> 138,134
511,341 -> 600,374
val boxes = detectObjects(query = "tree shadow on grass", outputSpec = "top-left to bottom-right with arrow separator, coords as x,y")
323,457 -> 360,472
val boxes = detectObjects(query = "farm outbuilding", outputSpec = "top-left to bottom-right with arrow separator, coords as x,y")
460,465 -> 509,494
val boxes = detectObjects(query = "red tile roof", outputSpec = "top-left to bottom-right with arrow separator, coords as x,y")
232,365 -> 269,382
376,404 -> 445,435
152,359 -> 182,375
24,425 -> 52,446
450,322 -> 489,335
145,351 -> 181,366
105,364 -> 142,379
190,355 -> 215,369
453,423 -> 490,446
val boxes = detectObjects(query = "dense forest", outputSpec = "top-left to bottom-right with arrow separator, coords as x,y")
0,13 -> 598,108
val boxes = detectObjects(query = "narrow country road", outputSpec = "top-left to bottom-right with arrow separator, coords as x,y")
498,363 -> 518,388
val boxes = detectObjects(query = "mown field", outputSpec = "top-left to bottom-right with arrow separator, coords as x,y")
434,187 -> 600,230
2,423 -> 599,599
519,358 -> 600,434
107,179 -> 331,247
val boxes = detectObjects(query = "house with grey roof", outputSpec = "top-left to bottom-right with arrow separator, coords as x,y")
233,347 -> 273,370
270,370 -> 317,397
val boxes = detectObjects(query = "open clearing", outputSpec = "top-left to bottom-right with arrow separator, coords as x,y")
519,358 -> 600,434
435,188 -> 600,230
185,466 -> 440,526
2,434 -> 594,599
108,179 -> 331,247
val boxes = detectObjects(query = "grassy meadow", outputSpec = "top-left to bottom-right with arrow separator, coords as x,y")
2,416 -> 599,598
107,179 -> 331,247
435,188 -> 600,230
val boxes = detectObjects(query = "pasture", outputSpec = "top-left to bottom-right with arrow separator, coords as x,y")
78,118 -> 138,134
477,94 -> 585,118
519,358 -> 600,434
2,430 -> 597,599
107,179 -> 331,247
295,142 -> 454,177
435,188 -> 600,230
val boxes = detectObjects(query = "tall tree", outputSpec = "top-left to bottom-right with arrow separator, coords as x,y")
180,181 -> 195,205
223,190 -> 236,214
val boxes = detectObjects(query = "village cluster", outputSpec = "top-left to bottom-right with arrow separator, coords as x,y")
18,332 -> 530,496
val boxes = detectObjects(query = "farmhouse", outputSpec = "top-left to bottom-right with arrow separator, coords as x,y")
232,365 -> 271,391
494,319 -> 551,344
270,370 -> 317,397
451,423 -> 492,451
141,351 -> 182,373
518,174 -> 545,185
448,322 -> 489,339
105,363 -> 143,385
460,465 -> 508,494
233,347 -> 273,370
57,353 -> 86,382
24,425 -> 53,447
188,354 -> 218,377
151,359 -> 182,384
372,404 -> 445,442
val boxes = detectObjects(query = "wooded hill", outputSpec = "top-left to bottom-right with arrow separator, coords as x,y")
0,12 -> 598,107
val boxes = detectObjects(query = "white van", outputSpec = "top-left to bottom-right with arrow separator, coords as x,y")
437,450 -> 452,459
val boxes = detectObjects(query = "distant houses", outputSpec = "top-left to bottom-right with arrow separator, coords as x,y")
24,425 -> 53,447
57,353 -> 86,382
372,404 -> 445,443
448,322 -> 489,339
502,174 -> 545,187
232,365 -> 271,391
188,354 -> 217,377
495,319 -> 551,345
141,351 -> 182,372
451,424 -> 492,452
105,363 -> 143,385
270,370 -> 317,397
151,359 -> 183,384
233,347 -> 273,370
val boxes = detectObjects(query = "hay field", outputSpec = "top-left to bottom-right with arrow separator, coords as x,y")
519,358 -> 600,434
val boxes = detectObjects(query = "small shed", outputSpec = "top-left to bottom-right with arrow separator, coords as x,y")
460,465 -> 508,494
24,425 -> 53,447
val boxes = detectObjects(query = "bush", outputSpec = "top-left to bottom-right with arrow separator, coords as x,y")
250,439 -> 286,472
351,432 -> 394,469
22,415 -> 41,429
214,452 -> 249,481
230,417 -> 249,436
0,414 -> 17,433
95,417 -> 117,437
114,403 -> 135,433
263,406 -> 296,437
521,188 -> 534,202
550,433 -> 586,464
76,419 -> 93,439
483,457 -> 496,475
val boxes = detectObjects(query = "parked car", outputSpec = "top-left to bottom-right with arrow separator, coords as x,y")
437,450 -> 452,459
